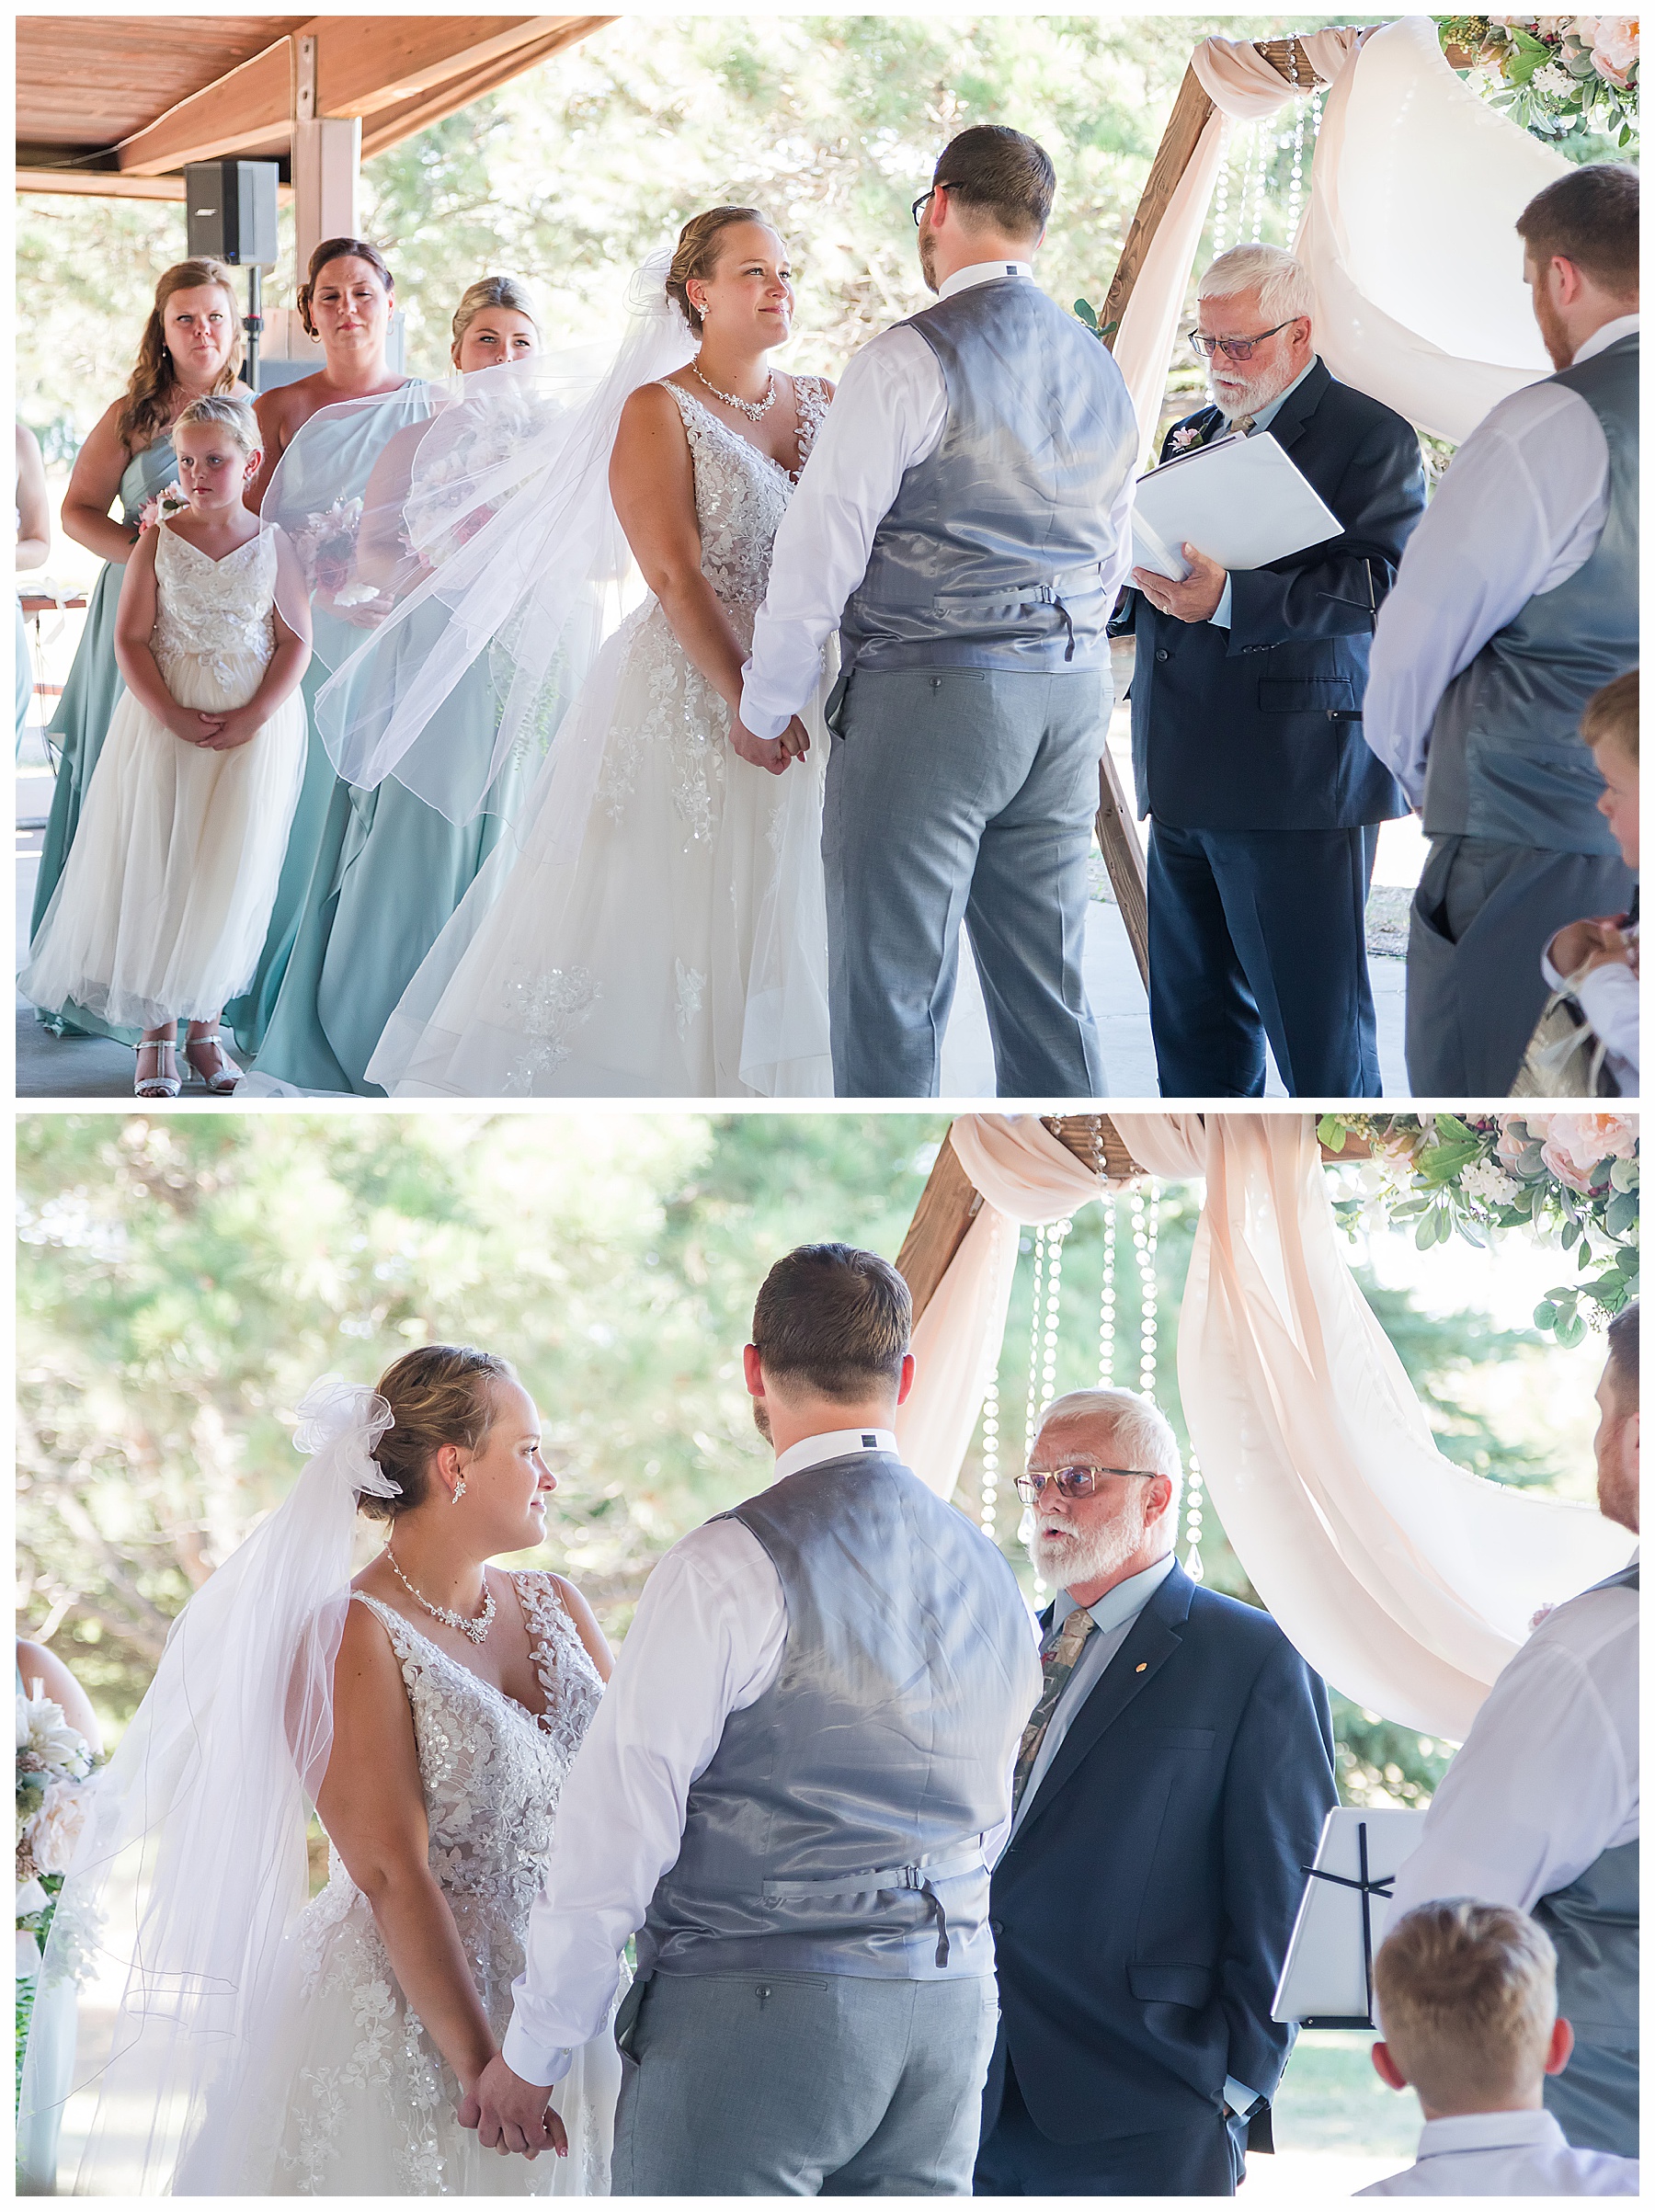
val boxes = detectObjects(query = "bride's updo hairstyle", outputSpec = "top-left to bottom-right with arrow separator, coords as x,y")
297,236 -> 394,339
359,1343 -> 515,1522
666,206 -> 771,334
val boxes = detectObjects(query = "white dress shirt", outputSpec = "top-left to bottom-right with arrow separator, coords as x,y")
1383,1565 -> 1638,1936
501,1427 -> 899,2086
1363,313 -> 1638,807
739,260 -> 1137,741
1357,2107 -> 1638,2195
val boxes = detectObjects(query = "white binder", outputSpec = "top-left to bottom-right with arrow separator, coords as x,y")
1272,1806 -> 1426,2030
1130,429 -> 1342,583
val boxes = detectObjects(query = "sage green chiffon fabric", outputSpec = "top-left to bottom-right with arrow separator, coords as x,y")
29,437 -> 176,1042
224,384 -> 433,1058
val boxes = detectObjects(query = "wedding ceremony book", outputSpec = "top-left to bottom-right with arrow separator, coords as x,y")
1272,1806 -> 1426,2031
1130,429 -> 1342,582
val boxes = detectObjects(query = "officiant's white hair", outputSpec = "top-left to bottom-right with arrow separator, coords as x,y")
1198,244 -> 1314,327
1038,1387 -> 1182,1521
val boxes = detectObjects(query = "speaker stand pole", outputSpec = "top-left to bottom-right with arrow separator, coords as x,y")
245,266 -> 263,394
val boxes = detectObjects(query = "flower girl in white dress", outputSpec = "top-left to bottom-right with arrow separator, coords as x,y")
18,394 -> 310,1096
19,1347 -> 622,2197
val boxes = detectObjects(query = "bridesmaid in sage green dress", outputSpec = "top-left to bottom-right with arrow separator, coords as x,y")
29,260 -> 246,1042
246,278 -> 544,1095
224,237 -> 430,1060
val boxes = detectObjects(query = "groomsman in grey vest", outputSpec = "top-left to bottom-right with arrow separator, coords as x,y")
1364,163 -> 1638,1094
1386,1302 -> 1639,2157
736,126 -> 1137,1098
465,1243 -> 1041,2191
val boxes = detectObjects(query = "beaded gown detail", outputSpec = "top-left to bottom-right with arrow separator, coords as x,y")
202,1571 -> 616,2196
367,376 -> 834,1099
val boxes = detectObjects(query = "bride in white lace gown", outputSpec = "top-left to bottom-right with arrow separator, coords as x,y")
364,211 -> 835,1099
23,1353 -> 621,2197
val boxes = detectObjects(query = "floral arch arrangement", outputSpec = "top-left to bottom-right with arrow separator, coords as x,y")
1318,1111 -> 1639,1344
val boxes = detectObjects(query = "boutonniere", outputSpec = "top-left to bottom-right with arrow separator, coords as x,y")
1168,423 -> 1204,452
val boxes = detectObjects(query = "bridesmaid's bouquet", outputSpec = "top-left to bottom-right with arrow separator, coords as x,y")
17,1684 -> 99,2102
292,496 -> 382,608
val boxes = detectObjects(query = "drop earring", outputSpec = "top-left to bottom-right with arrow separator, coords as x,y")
451,1478 -> 467,1504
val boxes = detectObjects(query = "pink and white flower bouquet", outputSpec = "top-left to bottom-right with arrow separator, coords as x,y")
1438,15 -> 1639,144
1318,1112 -> 1638,1343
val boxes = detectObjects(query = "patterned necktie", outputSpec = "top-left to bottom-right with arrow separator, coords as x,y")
1230,412 -> 1256,438
1011,1606 -> 1096,1815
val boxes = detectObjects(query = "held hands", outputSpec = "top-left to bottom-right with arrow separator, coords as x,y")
1132,542 -> 1227,625
459,2051 -> 569,2161
1549,917 -> 1637,981
728,707 -> 808,775
176,705 -> 260,752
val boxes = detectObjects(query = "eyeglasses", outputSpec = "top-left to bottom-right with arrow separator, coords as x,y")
1189,320 -> 1297,362
912,183 -> 960,227
1013,1464 -> 1160,1503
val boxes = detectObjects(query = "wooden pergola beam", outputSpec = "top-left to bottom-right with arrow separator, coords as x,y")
101,15 -> 614,177
17,168 -> 299,202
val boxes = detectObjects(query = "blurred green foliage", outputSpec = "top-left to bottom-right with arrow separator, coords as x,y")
19,1112 -> 1589,1830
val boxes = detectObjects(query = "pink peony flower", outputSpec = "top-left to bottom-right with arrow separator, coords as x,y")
1591,16 -> 1638,83
1539,1112 -> 1637,1191
28,1775 -> 92,1876
1497,1118 -> 1542,1170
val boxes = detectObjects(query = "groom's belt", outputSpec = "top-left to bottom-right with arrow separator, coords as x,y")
759,1841 -> 989,1969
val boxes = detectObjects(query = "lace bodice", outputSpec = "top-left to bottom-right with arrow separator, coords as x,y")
660,373 -> 830,610
152,522 -> 278,697
273,1572 -> 610,2194
333,1571 -> 602,1917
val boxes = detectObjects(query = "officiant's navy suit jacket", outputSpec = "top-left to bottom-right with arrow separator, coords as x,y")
1116,359 -> 1425,833
981,1561 -> 1337,2149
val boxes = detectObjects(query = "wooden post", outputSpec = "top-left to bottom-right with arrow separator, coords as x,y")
1096,745 -> 1149,987
1096,62 -> 1216,348
896,1133 -> 982,1329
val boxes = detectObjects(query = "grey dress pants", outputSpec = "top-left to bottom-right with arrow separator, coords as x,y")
822,666 -> 1111,1099
1405,832 -> 1635,1095
611,1967 -> 1000,2195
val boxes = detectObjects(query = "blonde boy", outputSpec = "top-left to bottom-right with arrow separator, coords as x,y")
1360,1900 -> 1637,2195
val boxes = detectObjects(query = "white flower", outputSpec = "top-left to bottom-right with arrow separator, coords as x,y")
1534,58 -> 1578,89
17,1691 -> 90,1778
28,1774 -> 94,1876
17,1928 -> 41,1976
16,1876 -> 49,1918
1459,1157 -> 1520,1208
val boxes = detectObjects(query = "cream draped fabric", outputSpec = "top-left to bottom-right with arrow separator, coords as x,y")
1111,17 -> 1567,461
896,1114 -> 1633,1740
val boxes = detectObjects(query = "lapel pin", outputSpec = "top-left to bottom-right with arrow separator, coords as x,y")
1136,1662 -> 1147,1672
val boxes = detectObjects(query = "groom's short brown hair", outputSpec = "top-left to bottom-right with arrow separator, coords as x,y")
752,1243 -> 912,1399
935,126 -> 1055,241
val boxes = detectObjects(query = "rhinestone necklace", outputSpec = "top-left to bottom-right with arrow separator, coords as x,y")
690,360 -> 776,423
385,1546 -> 496,1646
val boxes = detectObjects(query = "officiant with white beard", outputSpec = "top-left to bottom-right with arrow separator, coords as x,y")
465,1243 -> 1041,2194
734,125 -> 1137,1100
976,1389 -> 1336,2197
1114,245 -> 1425,1100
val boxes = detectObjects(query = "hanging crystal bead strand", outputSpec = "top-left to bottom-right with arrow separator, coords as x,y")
1284,41 -> 1307,242
1040,1217 -> 1071,1421
1098,1198 -> 1117,1385
979,1376 -> 1001,1544
1136,1182 -> 1161,1397
1022,1225 -> 1049,1602
1184,1451 -> 1206,1583
1210,120 -> 1234,256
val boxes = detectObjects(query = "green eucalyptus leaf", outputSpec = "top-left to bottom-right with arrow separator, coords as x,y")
1533,1300 -> 1558,1329
1557,1312 -> 1587,1348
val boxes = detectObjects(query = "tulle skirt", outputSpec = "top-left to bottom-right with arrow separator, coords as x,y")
180,1881 -> 621,2198
366,597 -> 833,1098
19,641 -> 306,1032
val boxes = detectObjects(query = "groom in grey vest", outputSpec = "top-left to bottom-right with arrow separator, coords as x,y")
737,127 -> 1138,1098
467,1242 -> 1041,2191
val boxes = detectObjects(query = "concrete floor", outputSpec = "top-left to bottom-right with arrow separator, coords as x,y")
17,752 -> 1409,1104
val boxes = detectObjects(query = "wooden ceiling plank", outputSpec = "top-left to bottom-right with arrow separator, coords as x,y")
356,18 -> 613,158
17,166 -> 294,202
310,16 -> 574,120
118,40 -> 293,176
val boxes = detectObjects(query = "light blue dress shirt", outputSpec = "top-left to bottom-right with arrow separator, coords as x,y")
1014,1550 -> 1266,2120
1204,355 -> 1320,632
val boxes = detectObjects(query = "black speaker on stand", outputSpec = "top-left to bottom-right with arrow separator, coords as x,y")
185,161 -> 280,391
